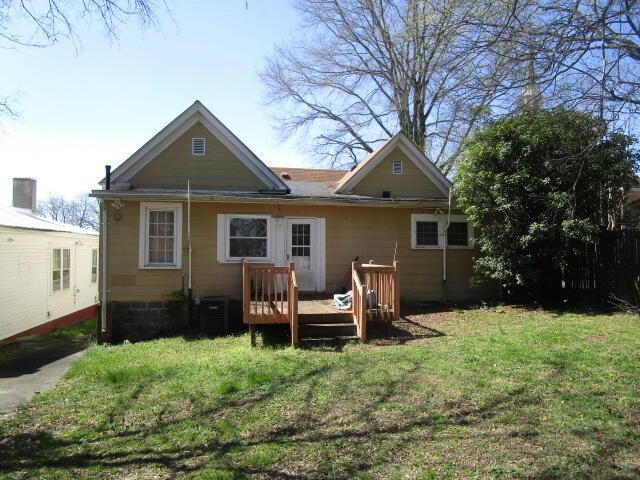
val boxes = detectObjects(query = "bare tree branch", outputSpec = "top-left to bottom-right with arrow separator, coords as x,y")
261,0 -> 512,169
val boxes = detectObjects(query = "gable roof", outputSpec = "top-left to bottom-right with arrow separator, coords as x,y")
103,101 -> 289,191
270,167 -> 347,183
334,133 -> 452,196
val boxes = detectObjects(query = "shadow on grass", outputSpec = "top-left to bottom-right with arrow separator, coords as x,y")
2,343 -> 637,480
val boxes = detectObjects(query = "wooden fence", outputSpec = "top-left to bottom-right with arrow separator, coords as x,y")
563,230 -> 640,304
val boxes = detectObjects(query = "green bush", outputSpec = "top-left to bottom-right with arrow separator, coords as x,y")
455,107 -> 638,295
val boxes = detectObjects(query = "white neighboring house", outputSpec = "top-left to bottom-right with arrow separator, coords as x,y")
0,178 -> 99,342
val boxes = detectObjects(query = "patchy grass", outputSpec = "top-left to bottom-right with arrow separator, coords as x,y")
0,318 -> 95,366
0,307 -> 639,479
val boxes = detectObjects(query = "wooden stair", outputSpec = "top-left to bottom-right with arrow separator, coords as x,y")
297,311 -> 358,344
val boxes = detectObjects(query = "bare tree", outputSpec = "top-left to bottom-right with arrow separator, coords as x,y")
37,193 -> 99,231
261,0 -> 513,171
482,0 -> 640,128
1,0 -> 170,118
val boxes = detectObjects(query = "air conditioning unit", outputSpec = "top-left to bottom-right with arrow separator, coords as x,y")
199,296 -> 229,336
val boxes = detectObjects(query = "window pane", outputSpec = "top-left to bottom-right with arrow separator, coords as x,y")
52,270 -> 61,292
63,249 -> 70,269
448,222 -> 469,246
52,249 -> 61,270
62,269 -> 70,290
229,238 -> 267,258
229,218 -> 267,238
416,221 -> 438,246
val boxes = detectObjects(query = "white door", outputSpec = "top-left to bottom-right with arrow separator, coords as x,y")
286,218 -> 316,291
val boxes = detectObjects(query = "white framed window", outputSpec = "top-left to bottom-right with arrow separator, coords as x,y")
139,202 -> 183,269
91,248 -> 98,283
411,214 -> 442,249
392,159 -> 403,174
192,137 -> 206,155
411,214 -> 473,249
216,214 -> 272,262
226,214 -> 270,260
52,247 -> 71,293
446,215 -> 473,248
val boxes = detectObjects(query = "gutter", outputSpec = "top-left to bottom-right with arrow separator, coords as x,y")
90,191 -> 452,209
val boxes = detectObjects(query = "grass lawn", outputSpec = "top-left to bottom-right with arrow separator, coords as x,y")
0,306 -> 639,479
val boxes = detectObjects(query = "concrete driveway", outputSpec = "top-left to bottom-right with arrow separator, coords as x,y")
0,340 -> 86,414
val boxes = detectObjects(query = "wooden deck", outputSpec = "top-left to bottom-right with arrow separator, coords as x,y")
243,259 -> 399,346
247,297 -> 348,321
298,297 -> 350,315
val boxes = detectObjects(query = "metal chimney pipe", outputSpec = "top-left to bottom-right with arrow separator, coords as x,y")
105,165 -> 111,190
12,178 -> 37,211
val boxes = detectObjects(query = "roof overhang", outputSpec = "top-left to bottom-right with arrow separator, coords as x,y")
91,189 -> 452,209
100,101 -> 289,192
334,133 -> 452,196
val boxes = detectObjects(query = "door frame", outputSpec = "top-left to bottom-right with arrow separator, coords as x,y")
284,217 -> 326,292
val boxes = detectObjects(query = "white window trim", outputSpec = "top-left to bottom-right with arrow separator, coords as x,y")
446,215 -> 474,249
411,214 -> 442,249
138,202 -> 183,269
411,213 -> 474,250
91,248 -> 98,284
51,247 -> 71,294
192,137 -> 206,156
218,214 -> 272,263
392,159 -> 403,175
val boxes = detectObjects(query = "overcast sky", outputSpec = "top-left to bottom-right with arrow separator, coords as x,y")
0,1 -> 306,206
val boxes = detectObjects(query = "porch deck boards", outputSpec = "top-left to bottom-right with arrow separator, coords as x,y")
247,296 -> 351,324
298,297 -> 348,315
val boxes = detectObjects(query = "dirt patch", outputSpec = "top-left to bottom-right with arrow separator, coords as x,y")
368,308 -> 455,345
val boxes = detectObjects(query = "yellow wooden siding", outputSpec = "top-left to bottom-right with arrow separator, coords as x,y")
105,201 -> 495,302
129,122 -> 268,190
349,146 -> 445,198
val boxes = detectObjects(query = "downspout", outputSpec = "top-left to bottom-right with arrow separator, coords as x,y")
442,186 -> 452,303
100,165 -> 111,342
101,202 -> 108,335
187,180 -> 192,324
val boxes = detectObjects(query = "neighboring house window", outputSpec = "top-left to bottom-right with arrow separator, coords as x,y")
227,215 -> 270,260
192,137 -> 205,155
52,248 -> 71,293
91,248 -> 98,283
392,159 -> 403,174
139,202 -> 183,269
411,214 -> 473,249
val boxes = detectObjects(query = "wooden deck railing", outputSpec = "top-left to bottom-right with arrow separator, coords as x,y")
289,269 -> 299,347
361,260 -> 400,322
242,260 -> 296,325
351,260 -> 400,342
352,262 -> 367,341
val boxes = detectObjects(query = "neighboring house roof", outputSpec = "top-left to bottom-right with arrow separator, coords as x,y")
0,207 -> 98,235
627,187 -> 640,204
103,101 -> 289,191
334,133 -> 452,196
270,167 -> 348,183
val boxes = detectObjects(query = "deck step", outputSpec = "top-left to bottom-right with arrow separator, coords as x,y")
299,322 -> 357,337
299,335 -> 360,345
298,312 -> 353,324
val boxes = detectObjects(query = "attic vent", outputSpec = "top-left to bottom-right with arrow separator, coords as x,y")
392,159 -> 403,174
192,137 -> 206,156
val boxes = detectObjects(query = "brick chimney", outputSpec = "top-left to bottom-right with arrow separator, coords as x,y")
12,178 -> 37,212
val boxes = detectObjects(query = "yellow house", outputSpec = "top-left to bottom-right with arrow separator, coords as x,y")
92,101 -> 494,343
